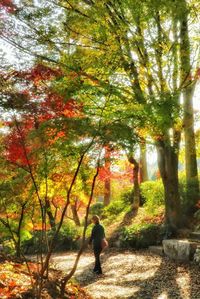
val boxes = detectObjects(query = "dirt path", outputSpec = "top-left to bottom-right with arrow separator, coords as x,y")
51,249 -> 200,299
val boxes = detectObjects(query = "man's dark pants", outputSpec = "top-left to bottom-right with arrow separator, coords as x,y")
93,246 -> 102,274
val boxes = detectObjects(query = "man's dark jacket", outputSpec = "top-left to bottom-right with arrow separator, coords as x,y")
90,223 -> 105,249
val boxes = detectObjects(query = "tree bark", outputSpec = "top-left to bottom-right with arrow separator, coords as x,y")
139,141 -> 148,183
16,203 -> 26,258
104,147 -> 111,206
128,154 -> 140,210
179,0 -> 199,203
71,201 -> 81,226
156,141 -> 182,231
45,197 -> 56,230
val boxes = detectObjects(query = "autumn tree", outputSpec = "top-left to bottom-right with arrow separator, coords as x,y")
1,0 -> 200,242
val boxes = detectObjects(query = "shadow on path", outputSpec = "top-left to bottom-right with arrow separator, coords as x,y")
72,251 -> 200,299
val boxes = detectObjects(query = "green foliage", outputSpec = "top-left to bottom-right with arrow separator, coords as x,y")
120,223 -> 165,249
140,180 -> 164,213
179,174 -> 200,215
120,189 -> 133,205
103,200 -> 127,217
89,202 -> 104,217
52,222 -> 81,251
22,221 -> 81,254
0,239 -> 15,255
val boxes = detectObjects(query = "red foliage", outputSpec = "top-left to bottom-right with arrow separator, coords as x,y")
52,196 -> 65,208
18,64 -> 62,85
0,0 -> 17,13
5,130 -> 31,166
40,93 -> 82,121
4,94 -> 80,165
98,165 -> 133,182
4,119 -> 36,167
98,166 -> 111,182
3,63 -> 84,165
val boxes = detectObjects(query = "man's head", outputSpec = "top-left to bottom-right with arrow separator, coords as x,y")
92,215 -> 100,224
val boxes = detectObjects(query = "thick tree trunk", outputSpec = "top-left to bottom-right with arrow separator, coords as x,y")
179,0 -> 199,203
183,85 -> 199,202
104,147 -> 111,206
139,141 -> 148,183
156,142 -> 182,231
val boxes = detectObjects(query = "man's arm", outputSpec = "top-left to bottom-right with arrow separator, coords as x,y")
89,226 -> 95,244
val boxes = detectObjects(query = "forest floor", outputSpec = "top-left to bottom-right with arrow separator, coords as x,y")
52,249 -> 200,299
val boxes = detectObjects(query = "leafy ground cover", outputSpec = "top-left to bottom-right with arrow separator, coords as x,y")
0,254 -> 92,299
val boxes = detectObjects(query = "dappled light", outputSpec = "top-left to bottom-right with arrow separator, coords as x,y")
51,250 -> 200,299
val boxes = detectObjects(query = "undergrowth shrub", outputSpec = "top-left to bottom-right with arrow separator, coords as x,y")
103,188 -> 133,217
120,223 -> 165,249
22,221 -> 80,254
140,180 -> 164,213
103,200 -> 126,217
179,174 -> 200,216
89,202 -> 104,217
120,189 -> 133,205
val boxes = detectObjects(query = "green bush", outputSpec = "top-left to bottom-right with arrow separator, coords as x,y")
120,223 -> 165,249
89,202 -> 104,217
22,221 -> 80,254
120,189 -> 133,205
1,239 -> 15,255
179,174 -> 200,215
103,200 -> 127,217
140,180 -> 164,213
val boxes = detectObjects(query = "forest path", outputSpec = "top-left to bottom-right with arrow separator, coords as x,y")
51,249 -> 200,299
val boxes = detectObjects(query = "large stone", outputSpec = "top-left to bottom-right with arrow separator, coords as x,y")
194,246 -> 200,263
148,246 -> 164,256
162,239 -> 198,261
189,232 -> 200,241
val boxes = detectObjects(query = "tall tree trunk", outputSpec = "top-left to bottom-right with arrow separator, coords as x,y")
139,141 -> 148,183
128,154 -> 140,210
104,147 -> 111,206
156,141 -> 182,231
179,0 -> 199,205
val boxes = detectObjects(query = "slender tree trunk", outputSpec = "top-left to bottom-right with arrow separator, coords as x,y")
104,147 -> 111,206
139,141 -> 148,183
16,203 -> 26,258
60,160 -> 100,297
40,149 -> 89,278
156,141 -> 182,231
128,155 -> 140,210
71,200 -> 81,226
45,197 -> 56,230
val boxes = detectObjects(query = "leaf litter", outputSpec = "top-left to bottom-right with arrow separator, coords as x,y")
52,249 -> 200,299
